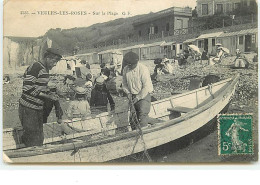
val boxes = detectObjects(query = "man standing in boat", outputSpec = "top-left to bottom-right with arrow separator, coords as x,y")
19,48 -> 62,147
122,51 -> 153,130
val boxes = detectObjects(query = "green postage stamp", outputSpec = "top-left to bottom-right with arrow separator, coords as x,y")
218,114 -> 253,155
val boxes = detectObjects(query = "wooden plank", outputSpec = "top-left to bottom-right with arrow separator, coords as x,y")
167,106 -> 194,113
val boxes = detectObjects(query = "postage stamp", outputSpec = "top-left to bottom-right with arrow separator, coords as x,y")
218,114 -> 253,155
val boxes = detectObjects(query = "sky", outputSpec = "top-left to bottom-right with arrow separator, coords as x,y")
3,0 -> 196,37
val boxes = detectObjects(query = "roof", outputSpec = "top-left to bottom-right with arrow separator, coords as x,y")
141,41 -> 166,48
218,28 -> 258,38
183,38 -> 196,43
98,49 -> 122,55
121,44 -> 145,51
197,32 -> 223,40
133,7 -> 192,26
75,52 -> 98,57
161,41 -> 176,46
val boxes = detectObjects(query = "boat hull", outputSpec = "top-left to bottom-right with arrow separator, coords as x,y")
5,76 -> 237,163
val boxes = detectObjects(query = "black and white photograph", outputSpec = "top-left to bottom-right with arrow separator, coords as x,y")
2,0 -> 258,163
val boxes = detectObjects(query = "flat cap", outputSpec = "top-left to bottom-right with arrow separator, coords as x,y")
46,48 -> 63,58
123,51 -> 139,65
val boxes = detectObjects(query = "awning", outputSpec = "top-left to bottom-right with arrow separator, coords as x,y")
98,49 -> 122,55
161,41 -> 176,46
197,32 -> 223,40
218,28 -> 258,38
183,38 -> 196,43
121,44 -> 145,51
141,41 -> 166,48
75,52 -> 97,57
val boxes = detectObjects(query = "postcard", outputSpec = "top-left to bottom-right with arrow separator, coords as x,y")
2,0 -> 258,163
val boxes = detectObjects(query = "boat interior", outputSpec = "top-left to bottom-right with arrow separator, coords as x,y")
3,77 -> 233,151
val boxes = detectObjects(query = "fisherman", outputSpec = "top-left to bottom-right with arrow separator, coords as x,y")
19,48 -> 62,147
122,51 -> 153,130
43,80 -> 63,124
67,86 -> 91,120
90,76 -> 115,113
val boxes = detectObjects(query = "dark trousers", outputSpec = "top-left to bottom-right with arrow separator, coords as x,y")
19,104 -> 44,147
130,94 -> 151,130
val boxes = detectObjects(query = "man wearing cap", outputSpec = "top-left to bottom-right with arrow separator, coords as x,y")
19,48 -> 62,147
122,51 -> 153,130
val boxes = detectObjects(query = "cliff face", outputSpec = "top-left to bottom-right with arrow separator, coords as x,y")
3,37 -> 49,74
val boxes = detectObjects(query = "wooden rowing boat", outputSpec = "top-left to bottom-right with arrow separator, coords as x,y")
3,74 -> 240,163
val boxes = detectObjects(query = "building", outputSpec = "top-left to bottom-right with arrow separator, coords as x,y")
217,28 -> 258,54
75,52 -> 99,64
121,44 -> 144,60
140,41 -> 165,60
196,32 -> 223,54
197,0 -> 256,17
98,49 -> 123,65
133,7 -> 192,39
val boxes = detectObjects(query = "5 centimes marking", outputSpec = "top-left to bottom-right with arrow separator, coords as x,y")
218,114 -> 253,155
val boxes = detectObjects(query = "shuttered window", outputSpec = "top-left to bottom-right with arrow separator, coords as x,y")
202,4 -> 208,15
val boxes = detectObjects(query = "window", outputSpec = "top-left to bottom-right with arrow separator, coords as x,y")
138,30 -> 141,37
216,4 -> 223,14
226,3 -> 231,13
252,34 -> 256,43
176,19 -> 183,29
150,25 -> 155,34
202,4 -> 208,15
172,45 -> 176,50
234,3 -> 240,10
166,23 -> 170,32
147,28 -> 150,35
154,26 -> 158,34
239,36 -> 243,45
212,39 -> 215,46
180,44 -> 182,50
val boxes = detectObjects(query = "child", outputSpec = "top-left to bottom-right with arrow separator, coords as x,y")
67,86 -> 91,120
85,73 -> 93,102
90,76 -> 115,113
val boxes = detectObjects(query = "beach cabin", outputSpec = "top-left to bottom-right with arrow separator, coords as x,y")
161,41 -> 176,59
196,32 -> 223,55
183,38 -> 196,51
217,28 -> 258,55
75,52 -> 99,64
121,44 -> 144,60
140,41 -> 165,60
98,49 -> 123,65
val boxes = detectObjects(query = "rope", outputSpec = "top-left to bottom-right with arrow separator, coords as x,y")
128,96 -> 152,162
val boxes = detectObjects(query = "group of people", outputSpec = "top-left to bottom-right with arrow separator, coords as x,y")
19,48 -> 154,147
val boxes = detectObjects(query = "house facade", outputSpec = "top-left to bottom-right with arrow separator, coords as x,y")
133,7 -> 192,39
197,0 -> 256,17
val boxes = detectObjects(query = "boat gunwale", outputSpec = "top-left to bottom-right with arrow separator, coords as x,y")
3,76 -> 234,133
4,74 -> 240,158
